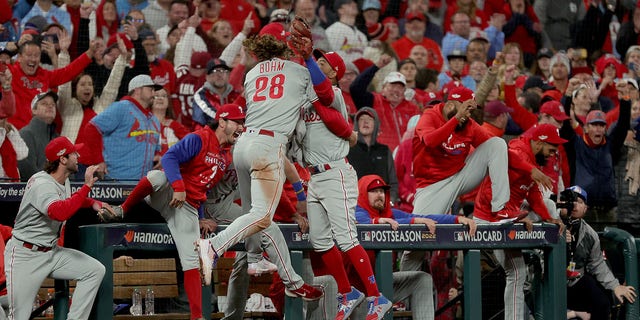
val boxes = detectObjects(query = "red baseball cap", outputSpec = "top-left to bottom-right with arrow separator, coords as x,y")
530,123 -> 567,145
367,177 -> 390,191
191,52 -> 212,69
541,89 -> 562,103
313,49 -> 346,81
441,80 -> 463,97
259,22 -> 289,41
539,101 -> 570,121
215,103 -> 246,121
446,87 -> 475,103
406,11 -> 426,22
586,110 -> 607,125
45,137 -> 83,162
483,100 -> 513,117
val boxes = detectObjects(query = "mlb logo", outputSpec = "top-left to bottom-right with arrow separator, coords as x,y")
362,231 -> 372,241
292,232 -> 302,241
454,231 -> 464,241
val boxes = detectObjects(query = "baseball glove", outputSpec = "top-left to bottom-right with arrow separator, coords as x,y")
97,205 -> 124,223
290,15 -> 312,39
289,36 -> 313,59
289,15 -> 313,59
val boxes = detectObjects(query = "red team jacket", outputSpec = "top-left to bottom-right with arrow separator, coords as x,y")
372,92 -> 420,151
169,127 -> 231,208
412,103 -> 492,189
473,136 -> 553,222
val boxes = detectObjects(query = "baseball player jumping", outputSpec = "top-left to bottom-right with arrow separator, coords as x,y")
196,23 -> 324,301
295,46 -> 394,319
100,104 -> 246,320
5,137 -> 109,320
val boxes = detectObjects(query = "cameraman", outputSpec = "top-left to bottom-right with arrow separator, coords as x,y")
560,185 -> 637,319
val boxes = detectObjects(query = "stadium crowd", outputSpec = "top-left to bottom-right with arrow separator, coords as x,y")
0,0 -> 640,318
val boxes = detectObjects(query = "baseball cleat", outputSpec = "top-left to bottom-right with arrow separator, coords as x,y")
248,258 -> 278,276
335,286 -> 365,320
285,283 -> 324,301
196,239 -> 217,286
97,205 -> 123,222
365,294 -> 393,320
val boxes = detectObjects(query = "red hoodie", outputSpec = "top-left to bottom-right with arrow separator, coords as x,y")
474,136 -> 552,222
356,174 -> 395,223
413,103 -> 492,188
0,224 -> 12,296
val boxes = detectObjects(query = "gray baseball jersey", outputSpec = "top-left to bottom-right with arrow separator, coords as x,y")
6,171 -> 105,320
302,86 -> 350,165
302,86 -> 360,251
243,58 -> 318,138
207,58 -> 319,260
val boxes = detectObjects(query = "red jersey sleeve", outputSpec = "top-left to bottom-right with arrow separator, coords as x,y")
312,100 -> 352,139
415,110 -> 460,147
508,147 -> 536,174
48,185 -> 93,221
0,89 -> 15,119
505,84 -> 537,131
526,187 -> 552,220
313,78 -> 335,107
49,53 -> 92,87
79,122 -> 104,165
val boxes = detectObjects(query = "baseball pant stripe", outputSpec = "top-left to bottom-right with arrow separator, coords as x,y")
260,227 -> 299,287
338,169 -> 357,243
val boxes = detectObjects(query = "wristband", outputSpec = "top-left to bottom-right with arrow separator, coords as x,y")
292,181 -> 306,201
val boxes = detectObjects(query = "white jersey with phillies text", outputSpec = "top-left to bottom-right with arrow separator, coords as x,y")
243,58 -> 318,137
302,86 -> 350,165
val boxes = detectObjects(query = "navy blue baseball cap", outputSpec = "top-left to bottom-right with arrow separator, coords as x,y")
567,186 -> 587,202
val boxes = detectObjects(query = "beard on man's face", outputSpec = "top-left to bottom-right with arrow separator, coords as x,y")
446,108 -> 457,120
535,153 -> 547,166
372,198 -> 385,211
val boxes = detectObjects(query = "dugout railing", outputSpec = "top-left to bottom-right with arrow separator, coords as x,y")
67,222 -> 582,320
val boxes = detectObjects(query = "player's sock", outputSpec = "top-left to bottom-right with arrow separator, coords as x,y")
121,177 -> 153,213
319,246 -> 352,294
184,268 -> 203,319
344,245 -> 380,297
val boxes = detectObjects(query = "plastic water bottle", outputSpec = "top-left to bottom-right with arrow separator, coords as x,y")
145,286 -> 155,315
130,288 -> 142,316
45,288 -> 54,318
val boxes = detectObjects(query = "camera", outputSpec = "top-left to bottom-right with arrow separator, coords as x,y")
557,189 -> 577,218
123,15 -> 134,25
42,34 -> 59,44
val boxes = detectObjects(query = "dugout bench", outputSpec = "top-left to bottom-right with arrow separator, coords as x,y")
71,223 -> 578,320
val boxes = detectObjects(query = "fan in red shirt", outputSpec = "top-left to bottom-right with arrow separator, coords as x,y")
8,40 -> 98,130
